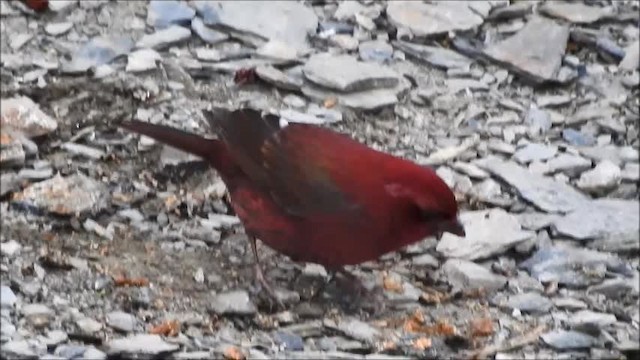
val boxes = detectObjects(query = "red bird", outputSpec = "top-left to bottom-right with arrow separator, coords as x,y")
120,108 -> 464,300
21,0 -> 48,12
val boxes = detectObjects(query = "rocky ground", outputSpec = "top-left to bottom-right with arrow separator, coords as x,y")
1,0 -> 639,359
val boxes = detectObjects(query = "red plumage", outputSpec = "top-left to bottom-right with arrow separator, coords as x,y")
22,0 -> 48,12
120,108 -> 464,295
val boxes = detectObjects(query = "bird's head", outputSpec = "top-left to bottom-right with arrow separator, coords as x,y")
385,162 -> 465,239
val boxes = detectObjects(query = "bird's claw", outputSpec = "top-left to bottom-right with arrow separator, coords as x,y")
251,263 -> 285,309
333,269 -> 386,314
248,236 -> 285,309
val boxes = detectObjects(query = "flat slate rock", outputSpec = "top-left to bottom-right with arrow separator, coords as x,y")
1,285 -> 17,308
553,297 -> 588,310
301,76 -> 410,111
553,199 -> 639,251
208,290 -> 257,315
146,0 -> 195,29
568,310 -> 617,332
202,58 -> 286,75
541,330 -> 597,350
44,22 -> 73,36
437,208 -> 534,260
256,65 -> 303,91
446,78 -> 489,93
579,145 -> 638,166
387,1 -> 485,37
191,17 -> 228,45
441,259 -> 507,292
135,25 -> 191,49
61,36 -> 133,74
539,2 -> 613,24
576,160 -> 621,195
106,334 -> 179,357
620,39 -> 639,71
541,153 -> 592,176
126,49 -> 162,72
12,173 -> 108,216
303,54 -> 400,92
483,16 -> 569,84
537,94 -> 573,108
513,143 -> 558,164
326,319 -> 381,344
359,40 -> 394,63
498,292 -> 553,313
476,157 -> 589,213
1,96 -> 58,137
487,2 -> 533,21
589,235 -> 640,253
520,245 -> 631,287
106,311 -> 138,333
588,278 -> 638,298
1,134 -> 26,167
257,39 -> 299,61
1,339 -> 47,359
392,40 -> 473,70
451,162 -> 489,179
515,212 -> 559,231
279,109 -> 341,125
333,1 -> 367,21
194,0 -> 317,52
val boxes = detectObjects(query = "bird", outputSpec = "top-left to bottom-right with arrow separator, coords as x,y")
119,108 -> 465,302
21,0 -> 49,12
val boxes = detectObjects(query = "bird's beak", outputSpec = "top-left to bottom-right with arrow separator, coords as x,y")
440,218 -> 466,237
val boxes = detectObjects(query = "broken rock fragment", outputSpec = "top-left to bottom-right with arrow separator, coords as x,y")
12,173 -> 108,216
1,96 -> 58,138
483,17 -> 569,84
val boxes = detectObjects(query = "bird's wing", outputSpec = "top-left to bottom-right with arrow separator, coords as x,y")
203,108 -> 365,218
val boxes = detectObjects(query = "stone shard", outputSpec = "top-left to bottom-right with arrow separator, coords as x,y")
476,157 -> 589,213
553,199 -> 639,249
437,209 -> 534,260
302,54 -> 400,92
483,17 -> 569,84
387,1 -> 485,37
194,1 -> 318,52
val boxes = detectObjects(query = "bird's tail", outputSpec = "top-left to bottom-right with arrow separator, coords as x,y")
119,121 -> 230,170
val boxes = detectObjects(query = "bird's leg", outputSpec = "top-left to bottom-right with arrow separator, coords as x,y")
249,236 -> 284,308
307,268 -> 338,299
326,269 -> 338,283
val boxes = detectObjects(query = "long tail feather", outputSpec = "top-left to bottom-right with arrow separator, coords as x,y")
119,120 -> 224,164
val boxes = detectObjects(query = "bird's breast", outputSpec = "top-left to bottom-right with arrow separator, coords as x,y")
226,178 -> 428,268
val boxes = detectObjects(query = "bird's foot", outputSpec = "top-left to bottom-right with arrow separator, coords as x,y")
251,263 -> 285,310
333,268 -> 386,314
248,236 -> 285,310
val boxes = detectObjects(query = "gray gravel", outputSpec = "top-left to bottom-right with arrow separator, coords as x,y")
1,0 -> 638,359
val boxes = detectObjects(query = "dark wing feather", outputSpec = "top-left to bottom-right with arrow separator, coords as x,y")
203,108 -> 360,217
